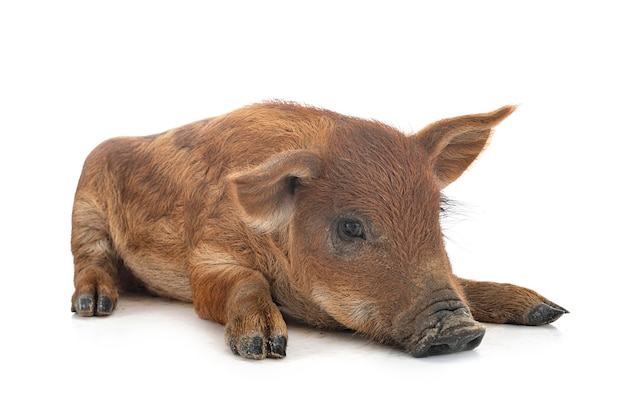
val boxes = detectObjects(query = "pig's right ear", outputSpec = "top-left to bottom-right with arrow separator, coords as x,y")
414,105 -> 516,188
228,150 -> 322,233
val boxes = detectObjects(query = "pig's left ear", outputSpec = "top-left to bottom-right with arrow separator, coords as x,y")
228,150 -> 322,233
414,105 -> 516,187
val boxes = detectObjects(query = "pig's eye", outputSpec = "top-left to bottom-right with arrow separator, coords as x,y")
338,219 -> 365,240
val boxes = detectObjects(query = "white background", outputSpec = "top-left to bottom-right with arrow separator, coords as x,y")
1,1 -> 623,407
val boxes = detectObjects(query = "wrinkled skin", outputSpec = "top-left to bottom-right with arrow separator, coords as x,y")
71,102 -> 567,359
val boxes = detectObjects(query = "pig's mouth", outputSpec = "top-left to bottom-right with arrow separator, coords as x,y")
408,304 -> 486,357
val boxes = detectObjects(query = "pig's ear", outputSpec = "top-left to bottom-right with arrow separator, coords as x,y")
414,105 -> 516,188
228,150 -> 322,233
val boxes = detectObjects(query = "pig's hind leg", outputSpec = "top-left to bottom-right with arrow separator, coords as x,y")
70,196 -> 120,317
456,277 -> 568,325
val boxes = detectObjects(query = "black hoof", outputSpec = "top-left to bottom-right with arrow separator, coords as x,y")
75,295 -> 95,316
527,302 -> 569,325
96,296 -> 114,316
230,335 -> 265,359
74,295 -> 115,317
229,334 -> 288,359
269,335 -> 287,358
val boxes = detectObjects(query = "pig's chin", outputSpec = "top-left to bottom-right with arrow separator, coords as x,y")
309,287 -> 380,332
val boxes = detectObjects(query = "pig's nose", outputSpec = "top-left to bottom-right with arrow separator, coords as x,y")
411,313 -> 486,357
418,325 -> 485,357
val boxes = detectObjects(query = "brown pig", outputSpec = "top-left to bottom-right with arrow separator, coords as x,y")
71,101 -> 568,359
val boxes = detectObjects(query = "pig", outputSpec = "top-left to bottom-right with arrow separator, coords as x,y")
71,101 -> 568,359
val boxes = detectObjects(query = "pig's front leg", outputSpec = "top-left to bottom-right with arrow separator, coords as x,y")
455,277 -> 568,325
189,262 -> 287,359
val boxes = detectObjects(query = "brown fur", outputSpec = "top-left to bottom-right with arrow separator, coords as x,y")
71,101 -> 567,359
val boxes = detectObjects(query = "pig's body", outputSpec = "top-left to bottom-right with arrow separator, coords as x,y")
71,102 -> 567,359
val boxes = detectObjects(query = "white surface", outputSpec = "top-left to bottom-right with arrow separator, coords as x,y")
1,1 -> 623,407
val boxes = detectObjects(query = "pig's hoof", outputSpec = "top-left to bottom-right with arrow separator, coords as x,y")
73,295 -> 95,316
269,335 -> 287,357
72,294 -> 115,317
526,302 -> 569,325
95,295 -> 115,315
228,334 -> 287,359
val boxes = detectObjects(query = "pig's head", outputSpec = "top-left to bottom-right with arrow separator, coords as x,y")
229,105 -> 516,357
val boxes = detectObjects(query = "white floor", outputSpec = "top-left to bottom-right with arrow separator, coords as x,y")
0,281 -> 605,407
2,2 -> 623,407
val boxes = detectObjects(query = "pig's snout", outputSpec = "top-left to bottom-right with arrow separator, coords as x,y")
410,307 -> 486,358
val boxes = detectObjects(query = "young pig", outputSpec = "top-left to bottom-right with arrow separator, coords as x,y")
71,102 -> 567,359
